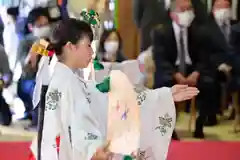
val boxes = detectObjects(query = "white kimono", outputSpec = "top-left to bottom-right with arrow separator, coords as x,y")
35,60 -> 175,160
93,60 -> 176,159
41,62 -> 106,160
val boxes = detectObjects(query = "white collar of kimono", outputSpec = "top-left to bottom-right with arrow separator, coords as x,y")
54,62 -> 76,77
55,62 -> 90,85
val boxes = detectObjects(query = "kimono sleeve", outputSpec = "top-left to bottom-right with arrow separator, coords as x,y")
68,85 -> 104,160
140,87 -> 176,160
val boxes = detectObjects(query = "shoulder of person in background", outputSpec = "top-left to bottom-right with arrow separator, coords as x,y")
0,44 -> 13,86
116,50 -> 127,62
0,45 -> 11,74
137,46 -> 152,64
151,23 -> 171,42
18,35 -> 38,62
231,22 -> 240,33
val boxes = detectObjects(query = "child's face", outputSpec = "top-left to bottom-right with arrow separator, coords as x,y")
69,36 -> 93,68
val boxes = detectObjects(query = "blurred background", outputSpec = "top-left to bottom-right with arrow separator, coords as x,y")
0,0 -> 239,159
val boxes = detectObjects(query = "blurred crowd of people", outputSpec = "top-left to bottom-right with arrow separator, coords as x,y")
0,4 -> 126,129
0,0 -> 239,142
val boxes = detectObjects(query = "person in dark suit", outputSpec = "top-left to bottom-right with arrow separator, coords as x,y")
133,0 -> 208,52
152,0 -> 224,138
202,0 -> 234,121
229,22 -> 240,87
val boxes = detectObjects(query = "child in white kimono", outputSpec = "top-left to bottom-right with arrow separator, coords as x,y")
30,18 -> 199,160
39,19 -> 110,160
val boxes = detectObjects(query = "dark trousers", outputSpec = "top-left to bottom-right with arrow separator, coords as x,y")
156,65 -> 218,133
0,89 -> 12,125
37,85 -> 48,160
195,76 -> 218,133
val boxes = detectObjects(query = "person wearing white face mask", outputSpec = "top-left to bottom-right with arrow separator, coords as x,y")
32,25 -> 51,38
152,0 -> 223,139
16,7 -> 53,125
98,29 -> 126,62
209,0 -> 236,121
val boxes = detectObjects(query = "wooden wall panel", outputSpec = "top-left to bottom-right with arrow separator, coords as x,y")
118,0 -> 140,59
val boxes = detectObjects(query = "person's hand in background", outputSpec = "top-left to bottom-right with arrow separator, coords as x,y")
186,71 -> 200,86
218,63 -> 232,75
174,72 -> 187,84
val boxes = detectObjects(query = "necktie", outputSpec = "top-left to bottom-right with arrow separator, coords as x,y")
221,23 -> 229,42
179,28 -> 186,76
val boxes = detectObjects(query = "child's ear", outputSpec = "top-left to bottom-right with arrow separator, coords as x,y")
65,42 -> 75,51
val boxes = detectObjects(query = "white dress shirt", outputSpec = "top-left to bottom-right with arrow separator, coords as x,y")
172,22 -> 192,65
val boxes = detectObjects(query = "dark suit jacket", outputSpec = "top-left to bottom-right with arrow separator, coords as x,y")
229,23 -> 240,74
204,15 -> 232,67
152,20 -> 224,88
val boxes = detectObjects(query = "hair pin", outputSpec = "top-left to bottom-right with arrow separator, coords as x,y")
80,9 -> 100,28
30,39 -> 54,57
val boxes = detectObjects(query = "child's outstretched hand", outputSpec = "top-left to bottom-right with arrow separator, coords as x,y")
171,85 -> 199,102
91,141 -> 111,160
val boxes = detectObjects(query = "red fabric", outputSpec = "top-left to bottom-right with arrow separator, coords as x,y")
27,136 -> 60,160
48,50 -> 55,57
1,141 -> 240,160
29,151 -> 36,160
56,136 -> 60,155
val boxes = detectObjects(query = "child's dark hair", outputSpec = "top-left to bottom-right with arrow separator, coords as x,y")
48,18 -> 93,55
27,7 -> 50,25
7,7 -> 19,21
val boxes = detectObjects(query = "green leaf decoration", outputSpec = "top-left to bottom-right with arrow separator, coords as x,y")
96,77 -> 110,93
80,10 -> 100,28
123,155 -> 133,160
93,60 -> 104,70
89,9 -> 96,16
91,19 -> 97,25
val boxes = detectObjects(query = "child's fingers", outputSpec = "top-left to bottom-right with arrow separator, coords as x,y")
103,140 -> 111,152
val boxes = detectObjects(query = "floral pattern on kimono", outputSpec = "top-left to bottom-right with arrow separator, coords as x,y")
155,113 -> 173,136
134,87 -> 147,106
45,89 -> 62,111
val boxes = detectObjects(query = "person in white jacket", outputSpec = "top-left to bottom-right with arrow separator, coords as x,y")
2,7 -> 20,71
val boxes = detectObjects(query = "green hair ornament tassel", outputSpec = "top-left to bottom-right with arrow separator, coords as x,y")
96,76 -> 110,93
123,155 -> 133,160
80,9 -> 100,28
93,55 -> 104,70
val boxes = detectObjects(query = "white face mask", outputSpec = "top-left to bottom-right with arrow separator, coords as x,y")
33,25 -> 51,38
177,10 -> 195,27
104,41 -> 119,55
214,8 -> 231,24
